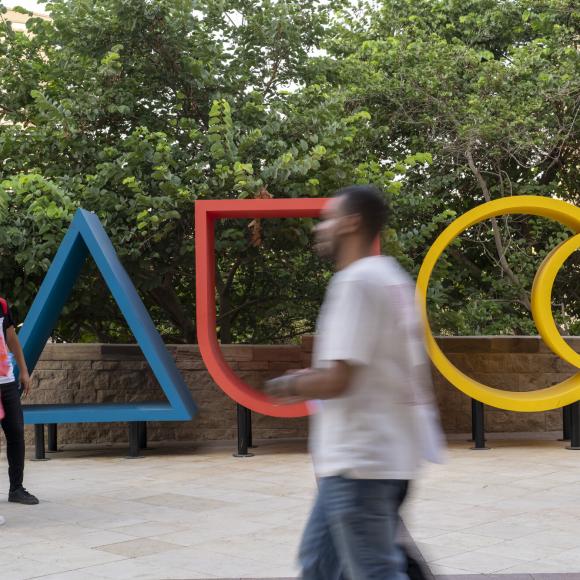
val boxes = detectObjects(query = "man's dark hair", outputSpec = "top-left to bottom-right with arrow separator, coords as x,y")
334,184 -> 389,241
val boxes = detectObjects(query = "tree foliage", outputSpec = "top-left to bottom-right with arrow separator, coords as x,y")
0,0 -> 578,341
0,0 -> 402,342
326,0 -> 579,334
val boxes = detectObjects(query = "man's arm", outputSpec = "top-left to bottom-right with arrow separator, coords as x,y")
265,361 -> 354,402
6,327 -> 31,397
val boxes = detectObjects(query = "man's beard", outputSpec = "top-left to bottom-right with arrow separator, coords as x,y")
314,239 -> 338,262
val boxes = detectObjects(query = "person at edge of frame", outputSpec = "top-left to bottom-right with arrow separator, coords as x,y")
265,185 -> 445,580
0,296 -> 39,510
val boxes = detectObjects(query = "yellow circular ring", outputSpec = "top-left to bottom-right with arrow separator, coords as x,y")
532,233 -> 580,369
416,196 -> 580,412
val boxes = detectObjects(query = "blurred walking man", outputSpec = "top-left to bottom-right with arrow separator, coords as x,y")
266,185 -> 444,580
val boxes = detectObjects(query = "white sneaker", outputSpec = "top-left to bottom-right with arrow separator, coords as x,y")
0,515 -> 5,526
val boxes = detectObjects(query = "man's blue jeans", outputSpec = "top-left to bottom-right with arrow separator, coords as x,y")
299,476 -> 410,580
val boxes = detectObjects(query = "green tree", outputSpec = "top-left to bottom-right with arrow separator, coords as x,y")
326,0 -> 579,335
3,0 -> 575,342
0,0 -> 403,343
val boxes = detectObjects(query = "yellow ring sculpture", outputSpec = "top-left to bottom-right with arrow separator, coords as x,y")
532,233 -> 580,370
416,196 -> 580,412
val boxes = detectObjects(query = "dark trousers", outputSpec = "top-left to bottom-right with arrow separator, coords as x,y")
300,477 -> 410,579
0,381 -> 25,491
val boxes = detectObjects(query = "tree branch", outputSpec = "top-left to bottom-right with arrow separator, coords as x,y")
219,296 -> 265,321
447,247 -> 484,279
148,284 -> 196,343
466,148 -> 531,311
223,255 -> 245,297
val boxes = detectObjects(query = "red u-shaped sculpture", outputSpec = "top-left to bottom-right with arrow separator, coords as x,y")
195,198 -> 380,418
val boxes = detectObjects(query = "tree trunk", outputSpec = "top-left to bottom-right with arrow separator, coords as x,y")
148,286 -> 196,343
216,257 -> 246,344
218,290 -> 233,344
465,149 -> 532,312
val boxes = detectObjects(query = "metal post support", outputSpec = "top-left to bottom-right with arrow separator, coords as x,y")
47,424 -> 58,452
567,402 -> 580,450
248,410 -> 257,449
470,398 -> 477,442
234,404 -> 254,458
33,424 -> 48,461
138,421 -> 148,450
127,422 -> 142,458
471,399 -> 489,450
561,405 -> 572,441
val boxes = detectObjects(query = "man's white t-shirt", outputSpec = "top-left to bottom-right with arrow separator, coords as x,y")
309,255 -> 444,480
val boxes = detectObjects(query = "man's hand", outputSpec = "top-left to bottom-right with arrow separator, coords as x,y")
264,374 -> 302,405
19,372 -> 31,398
6,326 -> 32,398
285,368 -> 312,377
265,362 -> 353,403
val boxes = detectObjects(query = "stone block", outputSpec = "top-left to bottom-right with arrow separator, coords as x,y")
220,345 -> 253,361
41,344 -> 104,360
474,354 -> 513,373
27,388 -> 75,405
92,360 -> 147,371
454,412 -> 472,433
469,373 -> 519,391
546,410 -> 564,431
34,361 -> 63,370
197,411 -> 237,429
486,410 -> 546,433
252,346 -> 303,362
518,372 -> 570,391
100,344 -> 143,359
538,337 -> 580,354
174,345 -> 202,357
180,372 -> 217,389
238,361 -> 270,370
61,360 -> 93,370
460,394 -> 474,412
34,370 -> 69,391
96,389 -> 120,403
108,371 -> 146,390
236,372 -> 264,388
505,353 -> 558,373
437,337 -> 492,353
446,354 -> 477,372
490,337 -> 540,353
176,360 -> 208,370
433,382 -> 464,409
554,357 -> 577,373
79,371 -> 110,391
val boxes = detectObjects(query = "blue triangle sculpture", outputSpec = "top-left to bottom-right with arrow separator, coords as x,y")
19,208 -> 197,424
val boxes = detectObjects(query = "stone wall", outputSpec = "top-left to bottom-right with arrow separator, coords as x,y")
23,337 -> 579,445
435,337 -> 578,434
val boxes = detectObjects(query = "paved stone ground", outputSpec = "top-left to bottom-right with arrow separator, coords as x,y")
206,577 -> 580,580
1,436 -> 580,579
